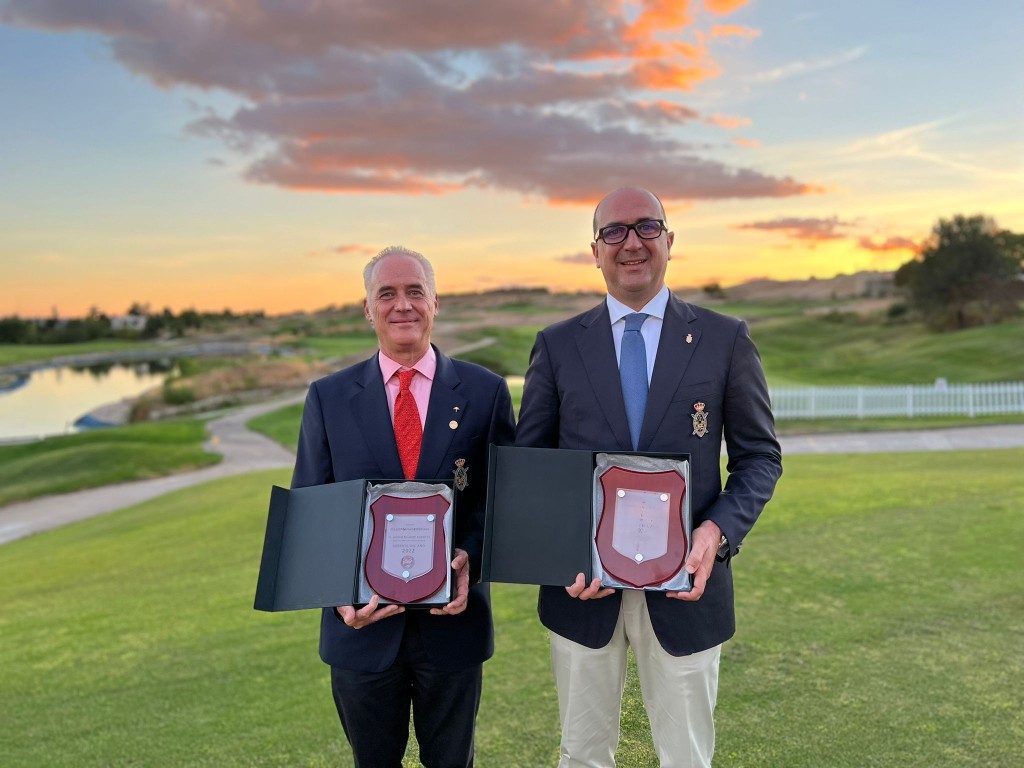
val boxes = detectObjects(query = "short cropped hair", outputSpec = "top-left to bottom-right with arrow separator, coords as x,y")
363,246 -> 437,299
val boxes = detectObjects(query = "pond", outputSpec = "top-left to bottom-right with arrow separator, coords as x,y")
0,360 -> 178,442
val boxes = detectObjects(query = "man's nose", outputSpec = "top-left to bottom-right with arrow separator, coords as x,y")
622,227 -> 644,249
395,292 -> 413,309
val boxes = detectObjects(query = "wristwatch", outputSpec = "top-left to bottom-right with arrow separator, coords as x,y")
715,534 -> 730,561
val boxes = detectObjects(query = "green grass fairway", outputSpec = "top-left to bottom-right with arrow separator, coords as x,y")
248,404 -> 304,452
0,419 -> 220,506
292,334 -> 378,360
752,314 -> 1024,386
2,451 -> 1022,766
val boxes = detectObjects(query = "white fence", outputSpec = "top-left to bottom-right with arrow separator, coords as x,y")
770,381 -> 1024,420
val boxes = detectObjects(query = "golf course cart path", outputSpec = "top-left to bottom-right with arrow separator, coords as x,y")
0,395 -> 302,546
1,405 -> 1021,546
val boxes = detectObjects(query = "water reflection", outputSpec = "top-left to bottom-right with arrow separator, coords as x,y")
0,361 -> 179,442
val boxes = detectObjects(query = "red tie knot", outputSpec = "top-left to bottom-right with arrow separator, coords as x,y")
398,369 -> 416,391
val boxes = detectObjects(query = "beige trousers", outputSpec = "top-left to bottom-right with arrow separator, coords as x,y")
550,590 -> 721,768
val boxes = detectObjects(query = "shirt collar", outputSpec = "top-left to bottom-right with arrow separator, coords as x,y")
378,344 -> 437,383
606,285 -> 670,325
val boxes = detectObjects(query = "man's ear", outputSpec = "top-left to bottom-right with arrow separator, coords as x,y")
591,241 -> 601,268
363,298 -> 372,323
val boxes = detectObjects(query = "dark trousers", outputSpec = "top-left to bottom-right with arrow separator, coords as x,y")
330,620 -> 483,768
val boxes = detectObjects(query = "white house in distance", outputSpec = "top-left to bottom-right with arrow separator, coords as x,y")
109,314 -> 148,332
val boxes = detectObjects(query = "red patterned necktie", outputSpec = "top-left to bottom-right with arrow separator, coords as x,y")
394,369 -> 422,479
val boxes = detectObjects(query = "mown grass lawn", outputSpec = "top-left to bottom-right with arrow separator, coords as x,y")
291,334 -> 379,360
751,314 -> 1024,386
1,450 -> 1021,767
0,419 -> 220,506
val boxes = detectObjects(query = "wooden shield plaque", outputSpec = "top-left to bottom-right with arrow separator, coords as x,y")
594,467 -> 687,588
364,493 -> 450,603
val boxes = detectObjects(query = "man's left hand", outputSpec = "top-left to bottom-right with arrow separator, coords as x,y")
667,521 -> 722,601
430,548 -> 470,616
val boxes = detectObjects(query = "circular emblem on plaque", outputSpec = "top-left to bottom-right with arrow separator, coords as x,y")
401,555 -> 415,569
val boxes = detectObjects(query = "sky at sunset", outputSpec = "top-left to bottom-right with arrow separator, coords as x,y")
2,0 -> 1022,317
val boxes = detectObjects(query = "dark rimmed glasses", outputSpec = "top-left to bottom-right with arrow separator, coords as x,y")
594,219 -> 667,245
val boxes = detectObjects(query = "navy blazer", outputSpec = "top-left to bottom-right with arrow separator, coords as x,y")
291,345 -> 516,673
515,295 -> 782,656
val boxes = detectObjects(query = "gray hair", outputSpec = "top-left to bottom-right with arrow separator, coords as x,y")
363,246 -> 437,299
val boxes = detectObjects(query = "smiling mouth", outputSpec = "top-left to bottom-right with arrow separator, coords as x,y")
619,258 -> 647,266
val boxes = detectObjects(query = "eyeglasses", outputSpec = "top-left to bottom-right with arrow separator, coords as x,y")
594,219 -> 667,245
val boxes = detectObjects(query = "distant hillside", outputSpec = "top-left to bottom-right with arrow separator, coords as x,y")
438,271 -> 896,310
678,271 -> 895,302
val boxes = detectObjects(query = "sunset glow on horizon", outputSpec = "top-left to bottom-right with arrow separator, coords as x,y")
2,1 -> 1022,317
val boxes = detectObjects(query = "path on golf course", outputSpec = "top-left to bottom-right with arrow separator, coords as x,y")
1,394 -> 1022,546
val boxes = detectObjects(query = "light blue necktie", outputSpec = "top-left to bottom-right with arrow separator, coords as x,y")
619,313 -> 649,450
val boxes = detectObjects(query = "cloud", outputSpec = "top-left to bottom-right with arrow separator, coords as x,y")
703,0 -> 750,14
557,251 -> 596,265
335,244 -> 377,256
735,216 -> 852,243
733,137 -> 761,148
4,0 -> 816,203
857,236 -> 918,252
705,113 -> 751,129
748,46 -> 868,84
711,25 -> 760,40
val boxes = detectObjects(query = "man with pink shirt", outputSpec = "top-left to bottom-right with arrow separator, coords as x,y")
291,246 -> 515,767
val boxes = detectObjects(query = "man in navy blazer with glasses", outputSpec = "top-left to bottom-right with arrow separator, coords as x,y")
291,246 -> 515,768
516,187 -> 782,768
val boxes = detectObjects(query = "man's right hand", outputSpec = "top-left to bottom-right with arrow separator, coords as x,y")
336,595 -> 404,628
565,573 -> 615,600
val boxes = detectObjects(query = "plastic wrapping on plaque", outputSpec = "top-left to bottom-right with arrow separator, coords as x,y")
358,482 -> 453,606
254,479 -> 454,612
592,453 -> 692,592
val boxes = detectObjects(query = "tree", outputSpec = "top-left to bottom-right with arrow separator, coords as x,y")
894,215 -> 1021,330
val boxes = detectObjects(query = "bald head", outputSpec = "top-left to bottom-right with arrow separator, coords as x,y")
593,187 -> 667,237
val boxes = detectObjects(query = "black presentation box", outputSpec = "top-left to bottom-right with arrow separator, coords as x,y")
481,446 -> 690,587
254,479 -> 455,612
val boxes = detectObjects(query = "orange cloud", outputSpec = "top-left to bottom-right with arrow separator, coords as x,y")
733,137 -> 761,147
711,25 -> 760,39
706,113 -> 751,129
631,60 -> 722,91
735,216 -> 852,244
703,0 -> 750,14
857,236 -> 919,252
335,244 -> 376,256
556,252 -> 596,265
7,0 -> 816,204
627,0 -> 695,39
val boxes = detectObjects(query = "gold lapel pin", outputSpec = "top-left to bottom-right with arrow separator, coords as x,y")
453,458 -> 468,490
449,420 -> 459,429
453,406 -> 460,412
686,333 -> 693,344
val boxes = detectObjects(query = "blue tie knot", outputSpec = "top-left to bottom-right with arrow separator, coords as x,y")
624,313 -> 648,333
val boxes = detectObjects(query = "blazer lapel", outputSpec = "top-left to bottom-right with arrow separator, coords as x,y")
417,347 -> 468,480
576,303 -> 633,450
639,295 -> 699,449
351,354 -> 405,478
